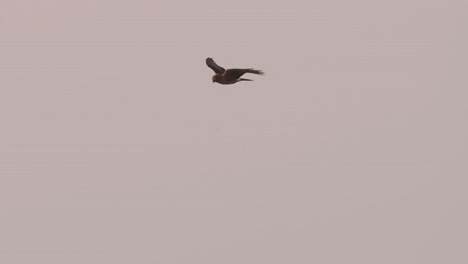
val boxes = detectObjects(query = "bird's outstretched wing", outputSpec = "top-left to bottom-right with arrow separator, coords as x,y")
206,58 -> 225,74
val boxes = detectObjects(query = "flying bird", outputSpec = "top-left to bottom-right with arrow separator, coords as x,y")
206,58 -> 264,85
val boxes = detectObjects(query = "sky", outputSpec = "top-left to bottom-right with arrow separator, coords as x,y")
1,0 -> 467,263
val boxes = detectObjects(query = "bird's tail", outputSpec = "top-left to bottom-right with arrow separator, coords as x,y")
239,78 -> 253,81
246,69 -> 264,75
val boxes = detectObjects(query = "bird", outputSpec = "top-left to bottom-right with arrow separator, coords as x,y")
206,58 -> 264,85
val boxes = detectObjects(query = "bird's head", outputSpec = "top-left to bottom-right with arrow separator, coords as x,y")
212,75 -> 221,83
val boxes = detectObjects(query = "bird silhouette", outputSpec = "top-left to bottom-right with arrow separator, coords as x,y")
206,58 -> 264,85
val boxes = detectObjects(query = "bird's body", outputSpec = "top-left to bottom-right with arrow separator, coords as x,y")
206,58 -> 264,85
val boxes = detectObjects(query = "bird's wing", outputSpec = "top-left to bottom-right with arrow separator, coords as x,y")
206,58 -> 225,74
222,69 -> 248,80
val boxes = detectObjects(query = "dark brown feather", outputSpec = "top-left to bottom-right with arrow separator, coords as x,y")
222,69 -> 249,80
223,68 -> 264,80
206,58 -> 225,74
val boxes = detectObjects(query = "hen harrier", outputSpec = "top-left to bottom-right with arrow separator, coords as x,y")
206,58 -> 264,85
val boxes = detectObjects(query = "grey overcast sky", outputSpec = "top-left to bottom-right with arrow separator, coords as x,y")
1,0 -> 467,263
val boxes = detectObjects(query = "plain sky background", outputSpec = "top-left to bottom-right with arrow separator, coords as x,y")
1,0 -> 467,263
